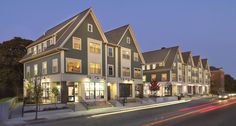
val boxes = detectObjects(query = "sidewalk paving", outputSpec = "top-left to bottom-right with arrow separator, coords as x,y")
4,99 -> 191,126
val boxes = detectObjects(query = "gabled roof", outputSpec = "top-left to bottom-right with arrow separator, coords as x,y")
105,25 -> 129,45
21,8 -> 109,63
105,25 -> 145,64
142,46 -> 182,69
202,59 -> 209,69
193,55 -> 202,67
182,51 -> 191,64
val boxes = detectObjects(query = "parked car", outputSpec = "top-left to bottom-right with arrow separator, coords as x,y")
218,93 -> 229,100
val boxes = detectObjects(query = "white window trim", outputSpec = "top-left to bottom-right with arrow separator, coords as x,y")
133,52 -> 139,62
152,64 -> 156,69
88,23 -> 93,32
42,42 -> 47,51
127,37 -> 131,44
146,64 -> 150,70
34,64 -> 38,76
26,66 -> 30,76
72,37 -> 82,50
42,61 -> 47,75
52,58 -> 59,73
108,64 -> 114,76
66,58 -> 82,73
89,62 -> 101,75
134,68 -> 142,78
108,46 -> 114,57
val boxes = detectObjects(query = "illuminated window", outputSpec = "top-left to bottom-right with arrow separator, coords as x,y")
88,24 -> 93,32
161,73 -> 167,81
85,82 -> 104,100
122,67 -> 130,77
122,50 -> 130,60
142,75 -> 146,82
34,64 -> 38,76
146,64 -> 150,70
134,68 -> 141,78
42,61 -> 47,75
127,37 -> 131,44
142,65 -> 145,70
52,58 -> 58,73
89,42 -> 101,54
134,52 -> 139,62
89,63 -> 101,74
66,58 -> 81,73
172,73 -> 176,81
151,74 -> 157,81
73,37 -> 81,50
159,62 -> 164,67
152,64 -> 156,69
108,47 -> 113,57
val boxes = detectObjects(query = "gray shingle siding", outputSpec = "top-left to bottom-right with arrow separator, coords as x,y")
25,53 -> 61,78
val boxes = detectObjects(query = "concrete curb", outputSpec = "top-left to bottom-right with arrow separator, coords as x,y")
5,100 -> 191,126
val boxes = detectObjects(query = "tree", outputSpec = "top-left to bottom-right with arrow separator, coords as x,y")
149,80 -> 160,96
51,87 -> 59,108
224,74 -> 236,93
33,76 -> 43,120
0,37 -> 33,98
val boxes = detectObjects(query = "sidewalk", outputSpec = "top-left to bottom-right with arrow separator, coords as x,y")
4,100 -> 190,126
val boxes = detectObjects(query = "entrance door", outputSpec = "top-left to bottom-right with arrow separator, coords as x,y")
68,83 -> 75,102
107,86 -> 111,100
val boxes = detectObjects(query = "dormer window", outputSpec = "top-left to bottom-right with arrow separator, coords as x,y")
152,64 -> 156,69
88,24 -> 93,32
38,43 -> 42,53
33,46 -> 37,55
43,42 -> 47,51
27,48 -> 32,55
127,37 -> 130,44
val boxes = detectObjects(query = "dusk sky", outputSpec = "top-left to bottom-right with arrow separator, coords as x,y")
0,1 -> 236,77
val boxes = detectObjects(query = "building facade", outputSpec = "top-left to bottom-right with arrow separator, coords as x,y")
20,8 -> 144,104
142,47 -> 211,97
210,66 -> 225,94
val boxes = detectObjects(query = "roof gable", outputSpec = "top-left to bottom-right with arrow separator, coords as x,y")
193,56 -> 203,68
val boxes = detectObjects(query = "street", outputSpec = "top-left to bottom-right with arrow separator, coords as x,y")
28,97 -> 236,126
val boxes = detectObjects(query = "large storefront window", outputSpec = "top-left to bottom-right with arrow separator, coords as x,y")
164,85 -> 171,96
42,82 -> 50,103
84,82 -> 104,100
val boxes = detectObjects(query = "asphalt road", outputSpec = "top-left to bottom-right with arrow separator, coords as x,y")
29,98 -> 236,126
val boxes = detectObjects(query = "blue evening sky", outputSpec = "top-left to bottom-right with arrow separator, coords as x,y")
0,0 -> 236,77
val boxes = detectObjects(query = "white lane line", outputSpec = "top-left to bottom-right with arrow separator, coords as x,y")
89,100 -> 191,118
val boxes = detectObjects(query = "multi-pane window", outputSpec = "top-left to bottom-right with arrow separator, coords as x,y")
52,58 -> 58,73
73,37 -> 81,50
27,48 -> 32,55
159,62 -> 164,67
152,64 -> 156,69
134,68 -> 141,78
179,75 -> 182,81
142,65 -> 145,70
26,66 -> 30,77
33,46 -> 37,55
172,73 -> 177,81
89,42 -> 101,54
126,37 -> 131,44
38,44 -> 42,53
142,75 -> 146,82
122,67 -> 130,77
133,52 -> 139,62
89,63 -> 101,74
88,24 -> 93,32
151,74 -> 157,81
122,50 -> 130,60
161,73 -> 167,81
42,62 -> 47,75
146,64 -> 150,70
108,64 -> 114,76
34,64 -> 38,76
84,82 -> 104,100
66,58 -> 81,73
43,42 -> 47,51
108,47 -> 113,57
